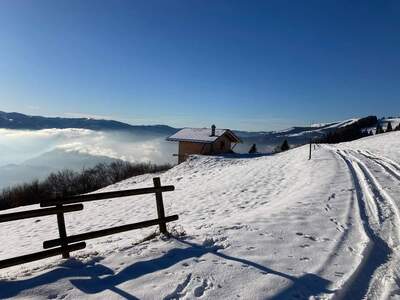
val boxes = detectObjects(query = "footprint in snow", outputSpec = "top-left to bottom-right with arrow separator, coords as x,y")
296,232 -> 317,241
303,235 -> 318,242
193,278 -> 213,298
163,273 -> 192,300
328,193 -> 336,201
300,257 -> 310,261
334,271 -> 345,277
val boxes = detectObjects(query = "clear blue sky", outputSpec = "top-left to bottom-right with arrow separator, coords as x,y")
0,1 -> 399,131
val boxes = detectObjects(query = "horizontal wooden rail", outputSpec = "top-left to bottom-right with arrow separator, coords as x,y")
0,242 -> 86,269
43,215 -> 179,249
40,185 -> 175,207
0,204 -> 84,223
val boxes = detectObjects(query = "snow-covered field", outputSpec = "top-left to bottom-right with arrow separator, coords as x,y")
1,132 -> 400,299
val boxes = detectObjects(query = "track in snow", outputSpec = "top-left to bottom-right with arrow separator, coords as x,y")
332,148 -> 400,299
357,150 -> 400,182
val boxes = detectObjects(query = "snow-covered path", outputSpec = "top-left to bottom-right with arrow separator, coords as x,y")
1,132 -> 400,299
331,147 -> 400,299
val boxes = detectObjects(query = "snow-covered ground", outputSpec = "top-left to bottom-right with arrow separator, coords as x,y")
1,132 -> 400,299
310,119 -> 359,129
284,119 -> 359,138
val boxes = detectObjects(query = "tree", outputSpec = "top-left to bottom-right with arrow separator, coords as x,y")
376,123 -> 384,134
280,139 -> 290,151
248,144 -> 257,154
395,124 -> 400,131
0,161 -> 171,210
386,122 -> 393,132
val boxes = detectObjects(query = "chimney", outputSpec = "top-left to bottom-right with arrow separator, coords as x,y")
211,124 -> 216,136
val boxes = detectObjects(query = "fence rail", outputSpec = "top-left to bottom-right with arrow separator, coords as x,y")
0,204 -> 83,223
0,177 -> 178,269
40,185 -> 174,207
43,215 -> 178,249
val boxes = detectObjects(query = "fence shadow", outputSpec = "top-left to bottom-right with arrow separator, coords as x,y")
0,238 -> 334,299
71,238 -> 333,299
70,239 -> 222,294
0,259 -> 113,299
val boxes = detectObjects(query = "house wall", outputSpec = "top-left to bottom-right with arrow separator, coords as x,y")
177,135 -> 233,163
178,142 -> 211,163
211,135 -> 232,154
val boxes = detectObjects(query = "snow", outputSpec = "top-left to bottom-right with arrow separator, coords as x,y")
282,119 -> 360,138
310,123 -> 328,128
335,118 -> 359,128
309,119 -> 358,131
381,117 -> 400,131
166,128 -> 238,143
1,132 -> 400,299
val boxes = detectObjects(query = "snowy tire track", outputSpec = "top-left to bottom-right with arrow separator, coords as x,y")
357,150 -> 400,182
333,149 -> 400,300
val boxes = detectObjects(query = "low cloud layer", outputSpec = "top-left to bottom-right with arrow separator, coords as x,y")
0,128 -> 177,167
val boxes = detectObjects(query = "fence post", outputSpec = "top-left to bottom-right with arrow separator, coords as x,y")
153,177 -> 168,235
309,139 -> 312,160
56,204 -> 70,258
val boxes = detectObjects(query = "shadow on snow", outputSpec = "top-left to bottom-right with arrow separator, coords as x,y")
0,238 -> 333,299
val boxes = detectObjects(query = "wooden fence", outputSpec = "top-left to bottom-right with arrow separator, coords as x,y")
0,177 -> 178,269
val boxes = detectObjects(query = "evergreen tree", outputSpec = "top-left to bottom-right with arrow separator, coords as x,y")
386,122 -> 393,132
248,144 -> 257,154
395,124 -> 400,131
376,124 -> 384,134
280,139 -> 290,151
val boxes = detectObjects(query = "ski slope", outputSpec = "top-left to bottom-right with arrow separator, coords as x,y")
1,132 -> 400,299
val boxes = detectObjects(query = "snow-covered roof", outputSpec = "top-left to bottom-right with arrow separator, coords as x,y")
166,127 -> 241,143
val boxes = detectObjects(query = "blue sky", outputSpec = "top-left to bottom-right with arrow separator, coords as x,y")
0,1 -> 399,131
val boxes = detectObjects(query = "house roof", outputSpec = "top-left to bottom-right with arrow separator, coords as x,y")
166,127 -> 242,144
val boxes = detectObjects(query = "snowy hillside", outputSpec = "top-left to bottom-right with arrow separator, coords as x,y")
235,116 -> 378,152
1,131 -> 400,299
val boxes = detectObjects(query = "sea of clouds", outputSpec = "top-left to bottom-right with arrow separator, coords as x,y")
0,128 -> 176,167
0,128 -> 177,189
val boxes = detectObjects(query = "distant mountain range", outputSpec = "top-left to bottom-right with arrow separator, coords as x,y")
235,118 -> 366,149
1,110 -> 391,148
0,111 -> 177,137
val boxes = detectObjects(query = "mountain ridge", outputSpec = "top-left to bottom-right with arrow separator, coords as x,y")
2,111 -> 389,147
0,111 -> 177,136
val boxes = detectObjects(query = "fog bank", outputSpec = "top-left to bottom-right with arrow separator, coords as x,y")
0,128 -> 177,189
